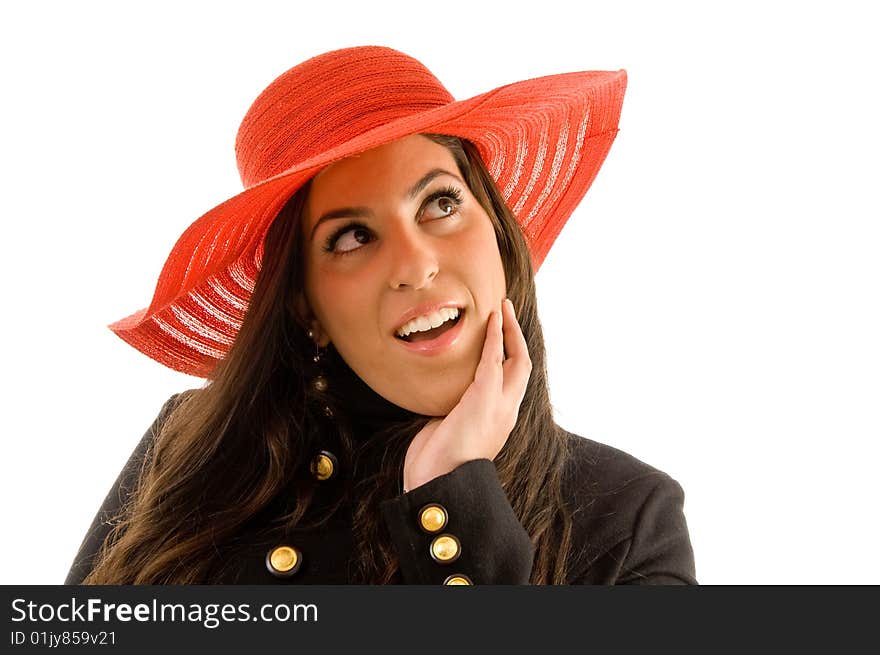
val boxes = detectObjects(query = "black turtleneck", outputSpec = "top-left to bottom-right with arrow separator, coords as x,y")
320,344 -> 419,439
64,349 -> 698,585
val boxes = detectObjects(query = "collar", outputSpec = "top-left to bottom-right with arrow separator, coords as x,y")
322,345 -> 419,439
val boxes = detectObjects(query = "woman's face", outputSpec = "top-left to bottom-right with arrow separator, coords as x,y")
300,134 -> 507,416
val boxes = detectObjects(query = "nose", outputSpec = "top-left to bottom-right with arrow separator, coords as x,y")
387,224 -> 439,290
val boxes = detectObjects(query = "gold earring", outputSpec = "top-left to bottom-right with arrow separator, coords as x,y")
307,329 -> 332,415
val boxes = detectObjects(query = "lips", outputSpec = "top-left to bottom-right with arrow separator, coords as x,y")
391,301 -> 466,337
396,309 -> 463,342
393,308 -> 467,355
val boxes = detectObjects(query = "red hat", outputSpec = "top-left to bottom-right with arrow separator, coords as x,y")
110,46 -> 627,378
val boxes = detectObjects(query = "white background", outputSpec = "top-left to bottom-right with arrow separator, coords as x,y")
2,1 -> 877,584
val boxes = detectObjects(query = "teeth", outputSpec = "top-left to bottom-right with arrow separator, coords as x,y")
396,307 -> 460,338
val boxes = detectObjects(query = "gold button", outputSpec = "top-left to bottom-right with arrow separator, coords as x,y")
266,545 -> 302,577
310,450 -> 337,481
429,534 -> 461,564
418,504 -> 448,533
443,574 -> 473,585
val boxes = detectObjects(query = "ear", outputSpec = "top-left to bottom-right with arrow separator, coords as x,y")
295,292 -> 331,348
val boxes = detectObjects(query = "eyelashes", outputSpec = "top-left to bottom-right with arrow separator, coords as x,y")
322,185 -> 465,256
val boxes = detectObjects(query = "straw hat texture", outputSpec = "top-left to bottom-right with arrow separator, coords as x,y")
109,45 -> 627,377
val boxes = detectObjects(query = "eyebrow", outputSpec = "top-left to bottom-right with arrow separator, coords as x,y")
308,168 -> 464,242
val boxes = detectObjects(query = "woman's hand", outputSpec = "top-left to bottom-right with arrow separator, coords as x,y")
402,297 -> 532,492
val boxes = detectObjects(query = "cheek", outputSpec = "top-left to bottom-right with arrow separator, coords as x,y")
456,219 -> 505,294
308,271 -> 384,358
312,278 -> 363,331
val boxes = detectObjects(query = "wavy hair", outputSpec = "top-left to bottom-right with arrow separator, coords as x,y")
84,134 -> 574,584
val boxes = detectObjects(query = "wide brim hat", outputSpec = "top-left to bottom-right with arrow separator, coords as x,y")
110,45 -> 627,378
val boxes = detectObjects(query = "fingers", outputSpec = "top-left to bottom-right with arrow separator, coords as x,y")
474,298 -> 531,397
493,305 -> 505,365
473,306 -> 504,388
501,299 -> 527,360
501,298 -> 532,398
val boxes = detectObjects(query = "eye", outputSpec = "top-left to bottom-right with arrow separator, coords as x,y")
421,186 -> 464,220
321,185 -> 465,257
323,222 -> 373,256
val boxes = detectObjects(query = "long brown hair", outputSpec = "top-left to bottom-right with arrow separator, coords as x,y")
84,134 -> 574,584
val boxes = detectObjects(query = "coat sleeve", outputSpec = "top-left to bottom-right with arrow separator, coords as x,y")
63,393 -> 183,584
379,459 -> 535,584
569,474 -> 698,585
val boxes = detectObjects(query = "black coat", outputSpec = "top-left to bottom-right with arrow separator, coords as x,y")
65,368 -> 697,585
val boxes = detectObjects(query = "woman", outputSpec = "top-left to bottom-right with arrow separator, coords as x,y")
65,46 -> 696,585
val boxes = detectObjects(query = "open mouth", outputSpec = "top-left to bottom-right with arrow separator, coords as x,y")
395,309 -> 464,343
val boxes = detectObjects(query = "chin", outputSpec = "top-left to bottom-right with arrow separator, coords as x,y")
364,357 -> 478,417
389,377 -> 469,417
395,397 -> 457,417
